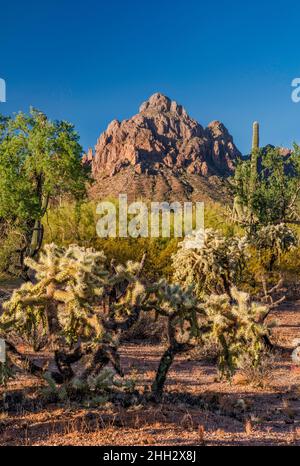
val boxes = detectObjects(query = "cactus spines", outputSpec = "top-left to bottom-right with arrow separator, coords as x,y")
252,121 -> 260,152
172,229 -> 247,298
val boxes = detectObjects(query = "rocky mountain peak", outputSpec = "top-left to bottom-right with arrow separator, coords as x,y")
90,93 -> 241,202
139,92 -> 186,117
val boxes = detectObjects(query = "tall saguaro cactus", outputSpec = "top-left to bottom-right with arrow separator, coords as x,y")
250,121 -> 260,205
252,121 -> 260,152
232,121 -> 260,223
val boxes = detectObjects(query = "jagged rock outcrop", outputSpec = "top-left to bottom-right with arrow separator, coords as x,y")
82,147 -> 93,165
89,93 -> 241,202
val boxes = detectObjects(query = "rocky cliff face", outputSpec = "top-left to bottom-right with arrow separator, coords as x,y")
89,93 -> 241,202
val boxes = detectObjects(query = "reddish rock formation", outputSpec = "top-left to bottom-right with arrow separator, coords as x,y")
89,93 -> 241,202
82,147 -> 94,165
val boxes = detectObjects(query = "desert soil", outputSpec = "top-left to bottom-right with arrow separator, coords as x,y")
0,299 -> 300,446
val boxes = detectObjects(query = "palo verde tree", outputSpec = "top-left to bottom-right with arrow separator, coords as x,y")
231,124 -> 300,281
232,150 -> 299,289
0,108 -> 88,276
233,144 -> 300,231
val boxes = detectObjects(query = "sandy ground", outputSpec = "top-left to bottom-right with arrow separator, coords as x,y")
0,299 -> 300,446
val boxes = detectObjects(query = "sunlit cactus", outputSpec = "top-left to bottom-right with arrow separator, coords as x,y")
172,229 -> 247,298
252,121 -> 260,151
249,223 -> 297,271
250,121 -> 260,197
0,243 -> 148,386
252,224 -> 297,254
1,244 -> 109,347
0,240 -> 270,400
201,287 -> 269,377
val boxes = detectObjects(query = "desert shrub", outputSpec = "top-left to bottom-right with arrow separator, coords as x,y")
44,201 -> 98,246
238,349 -> 276,387
241,223 -> 297,296
43,200 -> 179,280
43,200 -> 241,282
188,339 -> 221,363
0,223 -> 27,279
203,201 -> 240,236
41,368 -> 136,404
121,311 -> 167,343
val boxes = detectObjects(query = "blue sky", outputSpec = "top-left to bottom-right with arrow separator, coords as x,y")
1,0 -> 300,154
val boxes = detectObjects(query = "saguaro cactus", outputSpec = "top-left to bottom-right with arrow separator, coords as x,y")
232,122 -> 260,223
252,121 -> 259,151
250,121 -> 260,209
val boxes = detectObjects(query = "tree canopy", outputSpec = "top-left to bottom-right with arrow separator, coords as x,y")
233,146 -> 300,229
0,108 -> 88,274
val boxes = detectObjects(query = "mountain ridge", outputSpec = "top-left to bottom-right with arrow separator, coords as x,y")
87,93 -> 242,202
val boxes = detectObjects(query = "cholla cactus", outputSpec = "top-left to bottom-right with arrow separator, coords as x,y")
201,287 -> 268,377
172,229 -> 247,298
249,223 -> 297,271
251,224 -> 297,255
0,242 -> 270,401
151,280 -> 201,340
150,283 -> 269,396
0,243 -> 147,384
150,281 -> 203,396
1,244 -> 109,347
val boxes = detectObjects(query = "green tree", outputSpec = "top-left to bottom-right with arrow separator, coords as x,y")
233,145 -> 300,231
0,108 -> 88,276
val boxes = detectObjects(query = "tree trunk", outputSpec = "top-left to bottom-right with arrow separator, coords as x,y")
151,346 -> 176,398
151,317 -> 192,399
